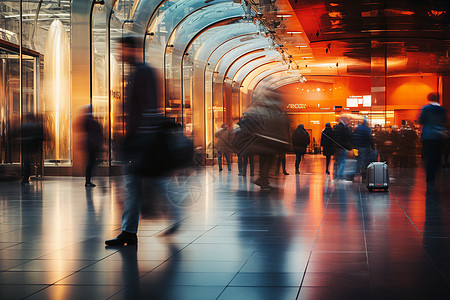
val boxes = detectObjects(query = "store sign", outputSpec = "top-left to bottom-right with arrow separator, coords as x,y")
287,103 -> 307,109
346,95 -> 371,108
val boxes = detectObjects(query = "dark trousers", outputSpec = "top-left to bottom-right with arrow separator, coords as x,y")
86,149 -> 97,184
241,155 -> 254,176
295,152 -> 303,170
259,153 -> 274,184
325,155 -> 331,173
276,154 -> 287,173
423,140 -> 443,184
218,151 -> 231,171
356,147 -> 370,180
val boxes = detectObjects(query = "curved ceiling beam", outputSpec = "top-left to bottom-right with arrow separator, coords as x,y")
247,65 -> 290,91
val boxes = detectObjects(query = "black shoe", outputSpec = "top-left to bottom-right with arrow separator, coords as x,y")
105,231 -> 137,246
283,171 -> 289,175
326,170 -> 330,175
295,169 -> 300,174
219,168 -> 223,172
85,182 -> 96,187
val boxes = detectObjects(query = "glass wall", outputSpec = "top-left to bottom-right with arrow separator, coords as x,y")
0,0 -> 72,167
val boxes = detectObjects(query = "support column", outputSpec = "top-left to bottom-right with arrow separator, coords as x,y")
71,0 -> 94,176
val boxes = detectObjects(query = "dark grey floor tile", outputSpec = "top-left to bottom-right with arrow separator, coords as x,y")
140,271 -> 236,286
297,286 -> 371,300
218,286 -> 299,300
25,285 -> 123,300
229,272 -> 303,287
0,271 -> 75,285
0,284 -> 49,300
109,285 -> 224,300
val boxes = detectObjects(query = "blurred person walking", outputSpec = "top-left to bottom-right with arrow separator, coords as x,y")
275,153 -> 289,175
321,123 -> 334,175
21,115 -> 44,184
83,105 -> 103,187
352,118 -> 374,182
106,36 -> 160,246
333,115 -> 352,180
215,124 -> 233,172
419,92 -> 447,186
292,124 -> 310,174
389,125 -> 401,167
238,89 -> 289,190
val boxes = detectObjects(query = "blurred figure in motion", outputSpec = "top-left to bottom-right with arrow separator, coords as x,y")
321,123 -> 334,175
333,115 -> 352,180
444,126 -> 450,169
105,36 -> 159,246
275,153 -> 289,175
234,120 -> 254,177
82,105 -> 103,187
419,92 -> 447,187
21,115 -> 44,184
215,123 -> 233,172
389,125 -> 401,167
401,126 -> 418,167
352,117 -> 374,182
292,124 -> 310,174
245,89 -> 290,190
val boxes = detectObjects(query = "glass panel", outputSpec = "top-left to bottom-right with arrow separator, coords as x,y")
92,3 -> 109,165
0,1 -> 21,44
184,24 -> 260,158
109,10 -> 127,164
42,19 -> 71,165
0,47 -> 20,164
165,2 -> 245,128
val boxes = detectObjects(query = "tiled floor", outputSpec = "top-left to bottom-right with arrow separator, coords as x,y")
0,155 -> 450,299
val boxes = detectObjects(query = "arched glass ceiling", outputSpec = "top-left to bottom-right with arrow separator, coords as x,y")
231,51 -> 281,84
235,59 -> 282,89
131,0 -> 231,34
212,38 -> 272,75
214,40 -> 272,80
226,51 -> 279,83
191,23 -> 260,63
247,65 -> 290,91
164,2 -> 246,122
258,72 -> 304,90
166,2 -> 245,55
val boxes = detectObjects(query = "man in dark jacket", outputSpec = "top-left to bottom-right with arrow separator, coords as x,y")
419,92 -> 447,186
106,36 -> 159,246
321,123 -> 334,175
292,124 -> 310,174
333,115 -> 352,180
352,118 -> 374,181
83,105 -> 103,187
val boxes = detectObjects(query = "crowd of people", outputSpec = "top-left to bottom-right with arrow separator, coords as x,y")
214,93 -> 449,190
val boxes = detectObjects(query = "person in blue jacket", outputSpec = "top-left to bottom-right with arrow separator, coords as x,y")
352,118 -> 374,182
419,92 -> 447,186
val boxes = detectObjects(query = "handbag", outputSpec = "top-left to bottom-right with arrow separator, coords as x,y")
130,120 -> 194,176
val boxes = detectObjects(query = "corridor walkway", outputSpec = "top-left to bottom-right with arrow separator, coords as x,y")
0,155 -> 449,299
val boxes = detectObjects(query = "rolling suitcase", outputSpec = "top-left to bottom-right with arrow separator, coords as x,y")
366,162 -> 389,191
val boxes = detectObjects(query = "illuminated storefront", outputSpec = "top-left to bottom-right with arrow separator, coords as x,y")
0,0 -> 449,175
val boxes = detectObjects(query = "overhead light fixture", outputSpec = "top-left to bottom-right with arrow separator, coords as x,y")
287,31 -> 302,34
276,14 -> 292,18
295,45 -> 308,48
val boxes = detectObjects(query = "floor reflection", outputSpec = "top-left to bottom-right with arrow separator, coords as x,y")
0,155 -> 449,299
